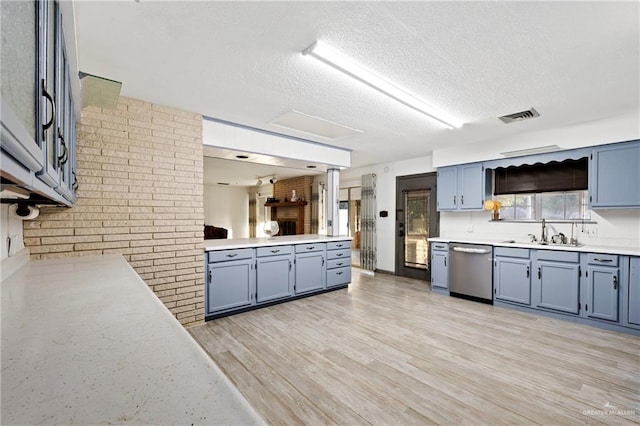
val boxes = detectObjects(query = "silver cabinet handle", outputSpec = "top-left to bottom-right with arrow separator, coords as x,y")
452,247 -> 490,254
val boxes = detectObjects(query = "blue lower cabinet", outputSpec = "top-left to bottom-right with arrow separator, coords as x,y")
494,256 -> 531,305
586,265 -> 619,322
535,260 -> 580,314
206,258 -> 255,314
430,243 -> 449,290
256,254 -> 294,303
327,266 -> 351,288
295,251 -> 326,294
326,242 -> 352,288
206,240 -> 351,319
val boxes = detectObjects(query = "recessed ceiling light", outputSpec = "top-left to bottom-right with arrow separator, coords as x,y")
236,155 -> 249,159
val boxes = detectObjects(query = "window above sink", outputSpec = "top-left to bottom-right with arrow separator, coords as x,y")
496,190 -> 591,221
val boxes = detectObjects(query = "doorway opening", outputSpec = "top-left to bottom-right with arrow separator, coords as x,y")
395,173 -> 438,280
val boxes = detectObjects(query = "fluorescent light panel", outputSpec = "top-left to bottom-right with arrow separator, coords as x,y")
302,41 -> 463,129
500,145 -> 561,157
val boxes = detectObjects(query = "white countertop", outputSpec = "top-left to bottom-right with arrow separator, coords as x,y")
1,254 -> 263,425
428,237 -> 640,256
205,234 -> 351,251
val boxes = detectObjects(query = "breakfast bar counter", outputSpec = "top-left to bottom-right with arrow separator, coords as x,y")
1,254 -> 263,425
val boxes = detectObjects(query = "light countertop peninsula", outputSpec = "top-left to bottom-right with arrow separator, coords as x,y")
1,254 -> 263,425
205,234 -> 351,251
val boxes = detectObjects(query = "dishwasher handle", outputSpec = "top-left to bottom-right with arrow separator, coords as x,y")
452,247 -> 492,254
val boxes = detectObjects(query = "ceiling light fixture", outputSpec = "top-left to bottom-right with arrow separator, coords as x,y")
500,145 -> 562,157
302,41 -> 463,129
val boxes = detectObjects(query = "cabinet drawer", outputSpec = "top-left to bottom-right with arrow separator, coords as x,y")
536,250 -> 579,263
256,245 -> 293,257
494,247 -> 530,259
208,248 -> 254,263
587,253 -> 618,267
327,249 -> 350,260
295,243 -> 326,253
327,258 -> 351,269
327,266 -> 351,287
327,240 -> 351,251
431,242 -> 449,252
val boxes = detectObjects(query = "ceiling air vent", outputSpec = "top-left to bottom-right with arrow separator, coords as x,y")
498,108 -> 540,124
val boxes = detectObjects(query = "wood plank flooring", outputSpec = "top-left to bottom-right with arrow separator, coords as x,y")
189,270 -> 640,425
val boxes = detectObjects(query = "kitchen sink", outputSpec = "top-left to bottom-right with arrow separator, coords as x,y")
500,239 -> 584,248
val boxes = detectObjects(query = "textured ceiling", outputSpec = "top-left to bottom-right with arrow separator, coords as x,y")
74,1 -> 639,181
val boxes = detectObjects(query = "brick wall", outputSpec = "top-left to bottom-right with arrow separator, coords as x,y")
274,176 -> 314,234
23,97 -> 205,327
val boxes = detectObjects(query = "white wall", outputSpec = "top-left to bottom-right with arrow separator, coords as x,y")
433,110 -> 639,167
341,155 -> 436,273
0,204 -> 25,261
203,184 -> 250,239
343,112 -> 640,274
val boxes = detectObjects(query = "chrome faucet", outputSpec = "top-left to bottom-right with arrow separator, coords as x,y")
541,218 -> 547,243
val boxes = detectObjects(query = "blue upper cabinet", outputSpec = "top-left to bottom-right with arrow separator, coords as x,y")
0,0 -> 77,206
589,140 -> 640,209
436,167 -> 458,210
437,162 -> 486,211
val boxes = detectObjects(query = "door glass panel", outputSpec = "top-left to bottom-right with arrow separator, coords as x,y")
404,189 -> 429,269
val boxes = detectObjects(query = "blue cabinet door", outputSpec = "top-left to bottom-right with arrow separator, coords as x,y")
207,259 -> 254,314
295,252 -> 326,294
536,261 -> 580,314
495,257 -> 531,305
431,251 -> 449,289
256,254 -> 293,303
629,257 -> 640,326
586,266 -> 619,321
459,163 -> 484,210
437,167 -> 458,211
590,140 -> 640,208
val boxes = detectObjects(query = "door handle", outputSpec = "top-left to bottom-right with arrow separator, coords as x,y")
208,270 -> 212,282
461,195 -> 464,205
613,276 -> 618,290
271,249 -> 280,253
306,246 -> 315,250
537,267 -> 541,279
453,195 -> 457,206
526,267 -> 530,278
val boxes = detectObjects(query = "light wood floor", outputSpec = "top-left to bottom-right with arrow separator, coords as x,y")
190,270 -> 640,425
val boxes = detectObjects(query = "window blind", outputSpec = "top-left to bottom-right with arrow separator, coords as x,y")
494,158 -> 588,195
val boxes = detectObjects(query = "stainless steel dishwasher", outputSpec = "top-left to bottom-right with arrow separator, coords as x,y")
449,243 -> 494,304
